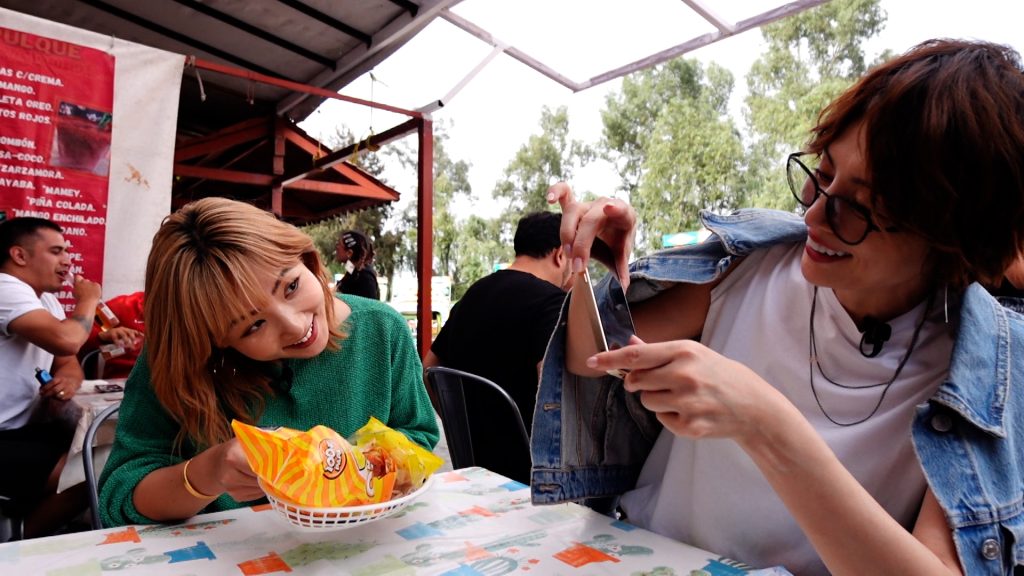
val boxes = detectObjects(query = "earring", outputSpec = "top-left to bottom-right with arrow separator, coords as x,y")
210,351 -> 223,376
210,349 -> 237,378
943,285 -> 949,324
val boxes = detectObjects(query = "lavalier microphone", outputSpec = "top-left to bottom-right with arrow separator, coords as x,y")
859,316 -> 892,358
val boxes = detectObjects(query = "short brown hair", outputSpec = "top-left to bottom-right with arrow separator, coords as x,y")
0,217 -> 62,267
807,39 -> 1024,289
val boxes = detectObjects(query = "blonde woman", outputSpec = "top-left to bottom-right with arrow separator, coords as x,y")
99,198 -> 437,527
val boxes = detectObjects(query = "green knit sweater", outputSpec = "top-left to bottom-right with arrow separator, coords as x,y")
98,295 -> 439,527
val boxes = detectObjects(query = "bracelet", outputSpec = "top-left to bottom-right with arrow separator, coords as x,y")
182,458 -> 218,500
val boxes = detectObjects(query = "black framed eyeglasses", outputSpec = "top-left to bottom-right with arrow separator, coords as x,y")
786,153 -> 895,246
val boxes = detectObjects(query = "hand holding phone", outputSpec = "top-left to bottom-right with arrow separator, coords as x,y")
573,268 -> 636,378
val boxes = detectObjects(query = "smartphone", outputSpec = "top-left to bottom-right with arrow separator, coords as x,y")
94,383 -> 124,393
574,268 -> 636,378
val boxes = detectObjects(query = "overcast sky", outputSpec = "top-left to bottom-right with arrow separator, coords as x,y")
300,0 -> 1024,220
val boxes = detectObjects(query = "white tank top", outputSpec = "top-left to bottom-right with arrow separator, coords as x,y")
619,243 -> 953,575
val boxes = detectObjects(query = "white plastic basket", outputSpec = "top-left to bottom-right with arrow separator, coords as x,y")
261,475 -> 434,531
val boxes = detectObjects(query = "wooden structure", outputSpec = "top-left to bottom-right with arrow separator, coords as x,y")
172,117 -> 401,225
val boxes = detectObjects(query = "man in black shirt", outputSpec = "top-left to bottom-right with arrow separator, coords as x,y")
424,211 -> 569,483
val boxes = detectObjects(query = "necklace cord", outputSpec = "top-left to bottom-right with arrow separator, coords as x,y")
808,287 -> 933,427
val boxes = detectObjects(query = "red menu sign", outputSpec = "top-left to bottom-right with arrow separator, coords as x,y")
0,28 -> 114,311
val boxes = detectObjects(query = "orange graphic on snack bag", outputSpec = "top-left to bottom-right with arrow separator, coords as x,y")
231,420 -> 395,508
319,438 -> 346,479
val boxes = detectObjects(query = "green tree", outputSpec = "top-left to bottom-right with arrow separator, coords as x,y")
427,127 -> 472,279
743,0 -> 887,208
386,121 -> 475,292
448,215 -> 509,301
492,106 -> 594,229
602,58 -> 745,250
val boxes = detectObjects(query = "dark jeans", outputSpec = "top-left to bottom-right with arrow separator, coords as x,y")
0,423 -> 73,506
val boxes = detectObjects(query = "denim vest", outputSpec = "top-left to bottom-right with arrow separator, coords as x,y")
530,208 -> 1024,575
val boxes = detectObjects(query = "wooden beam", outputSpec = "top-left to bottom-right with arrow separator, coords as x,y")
276,122 -> 399,195
273,118 -> 287,176
271,119 -> 286,218
180,139 -> 266,193
276,118 -> 419,187
174,123 -> 271,161
282,127 -> 327,156
280,198 -> 380,223
173,165 -> 397,200
285,180 -> 394,199
178,117 -> 268,147
173,164 -> 273,185
416,118 -> 434,358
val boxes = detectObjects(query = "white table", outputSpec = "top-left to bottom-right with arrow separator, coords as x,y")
56,379 -> 123,493
0,467 -> 793,574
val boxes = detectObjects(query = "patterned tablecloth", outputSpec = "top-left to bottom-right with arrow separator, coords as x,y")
0,467 -> 792,575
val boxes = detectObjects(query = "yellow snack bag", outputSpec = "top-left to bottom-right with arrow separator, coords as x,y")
232,420 -> 395,507
351,417 -> 443,495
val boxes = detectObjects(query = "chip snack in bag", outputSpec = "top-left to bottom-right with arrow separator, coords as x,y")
349,417 -> 442,496
231,418 -> 441,508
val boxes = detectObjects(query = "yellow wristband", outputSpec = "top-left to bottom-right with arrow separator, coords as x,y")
182,458 -> 218,500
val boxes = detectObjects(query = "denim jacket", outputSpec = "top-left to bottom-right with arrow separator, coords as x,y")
530,208 -> 1024,575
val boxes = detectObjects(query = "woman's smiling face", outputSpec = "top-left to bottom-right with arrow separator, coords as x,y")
221,261 -> 331,362
799,123 -> 934,322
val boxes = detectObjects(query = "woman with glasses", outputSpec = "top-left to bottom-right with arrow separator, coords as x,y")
532,39 -> 1024,575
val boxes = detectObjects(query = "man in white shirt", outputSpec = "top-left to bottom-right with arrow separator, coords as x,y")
0,217 -> 101,538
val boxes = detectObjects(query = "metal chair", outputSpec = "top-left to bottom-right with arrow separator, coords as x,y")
82,403 -> 120,530
79,348 -> 106,380
424,367 -> 531,482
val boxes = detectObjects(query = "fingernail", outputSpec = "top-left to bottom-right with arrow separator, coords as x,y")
585,356 -> 598,368
546,192 -> 554,202
563,243 -> 572,259
573,258 -> 583,273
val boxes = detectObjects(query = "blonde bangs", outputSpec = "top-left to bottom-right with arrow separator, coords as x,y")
190,254 -> 274,345
193,218 -> 315,341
